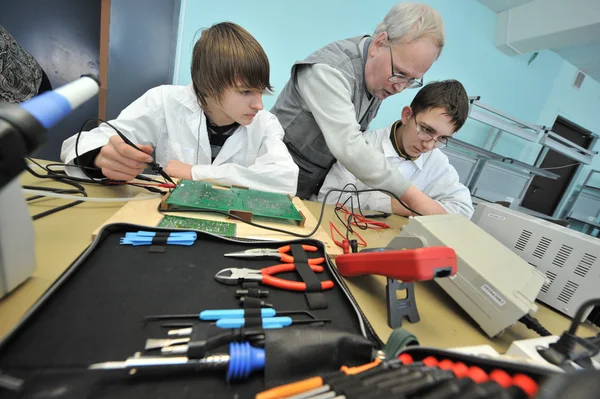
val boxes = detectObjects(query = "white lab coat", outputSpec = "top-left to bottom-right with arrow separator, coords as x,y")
317,126 -> 474,218
61,85 -> 299,195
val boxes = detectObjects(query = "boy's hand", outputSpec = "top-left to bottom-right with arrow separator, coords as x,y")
165,160 -> 193,180
94,135 -> 154,181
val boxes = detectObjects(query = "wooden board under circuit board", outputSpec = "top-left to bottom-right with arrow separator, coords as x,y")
163,180 -> 304,223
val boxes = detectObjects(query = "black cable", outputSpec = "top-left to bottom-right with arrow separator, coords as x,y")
126,183 -> 167,195
26,162 -> 167,196
75,118 -> 105,182
537,298 -> 600,368
22,184 -> 88,220
24,165 -> 87,193
363,212 -> 391,219
44,162 -> 105,175
24,186 -> 85,202
24,160 -> 165,220
568,298 -> 600,335
31,198 -> 86,221
519,314 -> 553,337
333,183 -> 373,240
26,160 -> 101,186
132,174 -> 166,184
37,159 -> 164,186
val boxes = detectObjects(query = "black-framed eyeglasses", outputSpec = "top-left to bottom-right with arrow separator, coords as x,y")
414,116 -> 449,148
387,33 -> 423,89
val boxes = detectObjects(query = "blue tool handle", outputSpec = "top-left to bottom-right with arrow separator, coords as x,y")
216,317 -> 292,329
200,308 -> 276,320
226,342 -> 265,381
120,237 -> 196,246
121,241 -> 195,247
123,236 -> 195,242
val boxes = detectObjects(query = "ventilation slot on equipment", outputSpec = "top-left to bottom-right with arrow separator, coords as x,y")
532,237 -> 552,259
552,245 -> 572,268
540,271 -> 557,294
573,70 -> 586,90
515,230 -> 532,251
574,253 -> 596,278
528,262 -> 537,268
557,280 -> 578,304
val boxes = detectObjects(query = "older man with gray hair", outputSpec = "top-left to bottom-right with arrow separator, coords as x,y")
272,3 -> 447,214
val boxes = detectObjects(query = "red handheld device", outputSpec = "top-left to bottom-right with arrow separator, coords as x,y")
335,247 -> 457,282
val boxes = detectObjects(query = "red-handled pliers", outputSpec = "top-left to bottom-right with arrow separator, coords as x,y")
224,245 -> 325,265
214,264 -> 334,292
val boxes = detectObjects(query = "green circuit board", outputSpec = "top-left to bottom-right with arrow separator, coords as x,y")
164,180 -> 303,222
157,215 -> 237,237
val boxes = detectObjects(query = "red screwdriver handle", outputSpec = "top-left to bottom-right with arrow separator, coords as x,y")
336,247 -> 457,282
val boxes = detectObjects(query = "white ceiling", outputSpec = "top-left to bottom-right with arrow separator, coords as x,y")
554,42 -> 600,83
478,0 -> 600,82
477,0 -> 534,13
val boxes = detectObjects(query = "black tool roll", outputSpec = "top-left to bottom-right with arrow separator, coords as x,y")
0,223 -> 382,398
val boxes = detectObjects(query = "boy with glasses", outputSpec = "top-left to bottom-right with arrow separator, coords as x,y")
317,80 -> 474,218
273,3 -> 446,214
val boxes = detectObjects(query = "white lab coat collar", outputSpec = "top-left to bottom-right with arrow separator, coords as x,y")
381,127 -> 427,170
181,84 -> 200,111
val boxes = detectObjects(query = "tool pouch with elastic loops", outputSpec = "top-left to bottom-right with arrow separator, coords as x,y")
263,326 -> 376,388
149,231 -> 170,253
289,244 -> 328,309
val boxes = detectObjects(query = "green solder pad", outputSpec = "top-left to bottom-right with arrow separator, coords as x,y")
164,180 -> 303,222
157,215 -> 237,237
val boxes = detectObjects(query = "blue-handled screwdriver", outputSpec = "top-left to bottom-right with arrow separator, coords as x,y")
145,308 -> 277,321
216,317 -> 332,329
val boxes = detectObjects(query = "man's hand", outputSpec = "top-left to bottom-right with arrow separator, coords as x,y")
94,135 -> 154,181
165,160 -> 193,180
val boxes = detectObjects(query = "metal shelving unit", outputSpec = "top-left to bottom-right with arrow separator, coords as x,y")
565,170 -> 600,236
443,97 -> 597,209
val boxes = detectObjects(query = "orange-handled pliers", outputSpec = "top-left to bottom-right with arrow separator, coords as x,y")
224,245 -> 325,265
215,264 -> 334,292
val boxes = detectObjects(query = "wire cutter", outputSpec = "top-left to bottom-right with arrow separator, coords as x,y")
215,264 -> 334,292
224,245 -> 325,265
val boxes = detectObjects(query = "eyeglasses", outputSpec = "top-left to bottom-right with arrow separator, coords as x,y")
414,116 -> 449,148
387,34 -> 423,89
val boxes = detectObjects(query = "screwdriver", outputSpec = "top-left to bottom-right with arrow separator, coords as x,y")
89,341 -> 264,382
145,309 -> 323,322
216,317 -> 331,329
145,308 -> 277,321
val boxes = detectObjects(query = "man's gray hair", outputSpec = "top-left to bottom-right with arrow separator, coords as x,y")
373,3 -> 445,50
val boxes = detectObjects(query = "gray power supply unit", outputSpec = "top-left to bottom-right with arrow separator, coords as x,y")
471,202 -> 600,320
388,214 -> 545,338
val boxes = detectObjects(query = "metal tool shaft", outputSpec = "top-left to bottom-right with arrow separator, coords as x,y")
90,354 -> 230,372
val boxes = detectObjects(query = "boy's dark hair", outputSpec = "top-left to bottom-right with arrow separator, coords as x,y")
191,22 -> 273,108
410,80 -> 469,131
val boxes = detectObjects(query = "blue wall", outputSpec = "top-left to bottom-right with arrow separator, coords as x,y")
174,0 -> 600,218
173,0 -> 563,126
